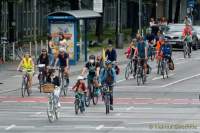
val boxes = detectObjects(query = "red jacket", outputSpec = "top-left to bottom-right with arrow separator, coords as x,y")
182,27 -> 192,37
72,82 -> 87,92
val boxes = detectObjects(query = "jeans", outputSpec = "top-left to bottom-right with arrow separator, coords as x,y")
49,53 -> 54,66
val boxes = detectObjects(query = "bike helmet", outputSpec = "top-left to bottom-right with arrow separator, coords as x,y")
105,60 -> 112,65
77,75 -> 84,80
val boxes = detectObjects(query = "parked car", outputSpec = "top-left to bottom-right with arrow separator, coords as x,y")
192,26 -> 200,50
164,24 -> 199,50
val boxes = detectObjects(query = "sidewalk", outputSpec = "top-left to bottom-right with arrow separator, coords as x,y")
0,47 -> 128,76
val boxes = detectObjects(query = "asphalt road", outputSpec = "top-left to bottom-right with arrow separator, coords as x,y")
1,51 -> 200,133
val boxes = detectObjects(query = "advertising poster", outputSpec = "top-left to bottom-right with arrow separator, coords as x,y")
50,22 -> 75,59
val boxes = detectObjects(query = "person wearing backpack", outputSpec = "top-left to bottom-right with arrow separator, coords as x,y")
160,40 -> 174,70
99,60 -> 116,110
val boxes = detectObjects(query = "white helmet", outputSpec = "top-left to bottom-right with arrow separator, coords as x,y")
77,75 -> 84,80
59,47 -> 65,52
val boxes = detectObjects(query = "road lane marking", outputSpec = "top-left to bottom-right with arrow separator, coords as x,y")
152,73 -> 175,80
96,125 -> 104,130
161,73 -> 200,88
5,124 -> 16,131
126,106 -> 134,111
104,126 -> 125,129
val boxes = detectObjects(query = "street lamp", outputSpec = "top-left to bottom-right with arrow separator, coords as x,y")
139,0 -> 142,33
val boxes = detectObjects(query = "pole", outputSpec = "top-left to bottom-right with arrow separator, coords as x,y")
33,0 -> 37,42
139,0 -> 142,33
3,43 -> 5,62
117,0 -> 120,34
12,42 -> 15,61
84,20 -> 88,62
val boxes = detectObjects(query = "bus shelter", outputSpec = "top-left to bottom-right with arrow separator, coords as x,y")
47,10 -> 101,65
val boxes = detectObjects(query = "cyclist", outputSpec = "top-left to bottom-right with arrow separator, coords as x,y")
72,75 -> 87,112
37,49 -> 49,70
17,52 -> 34,92
99,60 -> 116,110
160,40 -> 173,67
182,24 -> 192,55
46,68 -> 61,108
105,41 -> 117,62
54,47 -> 70,84
125,39 -> 137,76
134,35 -> 148,77
81,55 -> 100,95
156,36 -> 165,64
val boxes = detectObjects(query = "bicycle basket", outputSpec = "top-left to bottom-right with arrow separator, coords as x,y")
41,84 -> 55,93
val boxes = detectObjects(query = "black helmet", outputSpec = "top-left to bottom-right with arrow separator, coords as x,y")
89,55 -> 95,60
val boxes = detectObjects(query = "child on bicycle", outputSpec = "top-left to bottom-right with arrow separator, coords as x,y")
72,76 -> 87,112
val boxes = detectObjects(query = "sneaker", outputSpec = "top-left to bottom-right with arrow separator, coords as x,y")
110,105 -> 114,111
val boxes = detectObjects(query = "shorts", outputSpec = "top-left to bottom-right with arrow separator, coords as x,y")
23,68 -> 34,77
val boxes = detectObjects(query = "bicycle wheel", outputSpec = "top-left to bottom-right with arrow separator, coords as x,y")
165,61 -> 169,78
104,95 -> 110,114
60,76 -> 64,96
25,79 -> 30,96
157,61 -> 161,75
92,88 -> 99,105
85,91 -> 91,107
38,74 -> 43,93
137,68 -> 142,86
183,45 -> 187,58
47,101 -> 55,123
75,99 -> 79,115
55,108 -> 59,120
21,79 -> 25,97
125,62 -> 131,80
63,78 -> 69,96
142,68 -> 146,84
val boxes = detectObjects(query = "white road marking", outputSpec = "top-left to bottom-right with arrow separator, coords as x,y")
133,107 -> 153,110
5,124 -> 16,130
35,112 -> 42,115
115,113 -> 121,116
161,73 -> 200,88
104,126 -> 125,129
116,79 -> 126,83
126,106 -> 134,111
96,125 -> 104,130
152,73 -> 175,80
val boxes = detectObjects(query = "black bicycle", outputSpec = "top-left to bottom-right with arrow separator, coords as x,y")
136,59 -> 146,86
19,70 -> 31,97
74,92 -> 85,114
58,67 -> 69,96
85,77 -> 99,107
102,84 -> 112,114
161,57 -> 169,79
157,59 -> 162,75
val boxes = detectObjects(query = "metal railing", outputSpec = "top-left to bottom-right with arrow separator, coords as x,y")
0,40 -> 49,62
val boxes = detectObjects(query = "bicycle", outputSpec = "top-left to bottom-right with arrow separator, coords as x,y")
183,41 -> 191,58
74,92 -> 85,115
19,69 -> 31,97
85,77 -> 100,107
58,67 -> 69,96
38,64 -> 46,93
161,57 -> 169,79
101,84 -> 113,114
136,59 -> 146,86
125,58 -> 136,80
157,58 -> 162,75
41,84 -> 60,123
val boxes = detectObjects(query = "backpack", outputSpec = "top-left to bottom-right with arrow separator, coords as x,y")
102,68 -> 114,83
162,44 -> 171,56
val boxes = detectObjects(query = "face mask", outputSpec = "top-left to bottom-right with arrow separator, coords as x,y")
89,59 -> 94,63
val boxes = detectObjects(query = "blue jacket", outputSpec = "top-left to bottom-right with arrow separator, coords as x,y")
99,68 -> 116,85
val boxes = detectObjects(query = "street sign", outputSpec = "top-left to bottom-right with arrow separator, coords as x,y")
93,0 -> 103,13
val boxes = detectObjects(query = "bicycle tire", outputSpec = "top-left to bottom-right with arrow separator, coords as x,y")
157,61 -> 161,75
161,60 -> 165,79
63,78 -> 69,96
85,91 -> 91,107
38,74 -> 43,93
55,109 -> 59,120
142,68 -> 146,84
105,95 -> 110,114
75,99 -> 79,115
125,62 -> 131,80
47,109 -> 55,123
137,68 -> 142,86
21,80 -> 25,97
